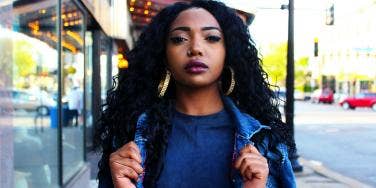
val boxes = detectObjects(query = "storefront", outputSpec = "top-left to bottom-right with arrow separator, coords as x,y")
0,0 -> 132,187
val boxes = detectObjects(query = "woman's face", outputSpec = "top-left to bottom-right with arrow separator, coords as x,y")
166,8 -> 226,89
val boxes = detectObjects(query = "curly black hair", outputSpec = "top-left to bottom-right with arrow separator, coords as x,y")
94,0 -> 293,186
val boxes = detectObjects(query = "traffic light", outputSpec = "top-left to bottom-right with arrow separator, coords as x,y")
326,4 -> 334,25
314,38 -> 319,57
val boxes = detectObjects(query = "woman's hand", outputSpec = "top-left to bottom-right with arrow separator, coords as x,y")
109,141 -> 143,188
234,144 -> 269,188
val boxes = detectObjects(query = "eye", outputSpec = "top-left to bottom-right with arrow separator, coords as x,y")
169,36 -> 187,44
206,35 -> 221,42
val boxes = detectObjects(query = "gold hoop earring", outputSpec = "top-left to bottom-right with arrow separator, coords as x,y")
158,70 -> 171,98
224,67 -> 235,96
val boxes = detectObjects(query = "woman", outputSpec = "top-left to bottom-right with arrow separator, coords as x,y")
95,1 -> 296,187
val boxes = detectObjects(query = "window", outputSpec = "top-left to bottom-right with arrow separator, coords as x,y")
61,1 -> 85,183
0,0 -> 59,186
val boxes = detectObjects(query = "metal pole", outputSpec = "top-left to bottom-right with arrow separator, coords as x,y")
285,0 -> 303,172
286,0 -> 294,133
57,0 -> 63,185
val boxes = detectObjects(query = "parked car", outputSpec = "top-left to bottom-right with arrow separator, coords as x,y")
334,92 -> 348,103
293,90 -> 311,101
0,89 -> 56,115
274,89 -> 286,106
339,93 -> 376,111
294,91 -> 305,101
311,88 -> 334,104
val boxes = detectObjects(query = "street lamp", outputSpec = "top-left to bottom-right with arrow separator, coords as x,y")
282,0 -> 303,172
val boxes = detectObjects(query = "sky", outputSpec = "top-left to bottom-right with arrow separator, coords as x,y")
250,0 -> 331,58
250,0 -> 376,79
251,0 -> 376,58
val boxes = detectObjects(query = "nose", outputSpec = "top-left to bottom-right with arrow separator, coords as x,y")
187,38 -> 203,57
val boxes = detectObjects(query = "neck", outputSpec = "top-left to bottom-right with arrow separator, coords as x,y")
174,84 -> 224,116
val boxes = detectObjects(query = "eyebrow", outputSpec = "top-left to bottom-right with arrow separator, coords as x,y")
170,26 -> 222,33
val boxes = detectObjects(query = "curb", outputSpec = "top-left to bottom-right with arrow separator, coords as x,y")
299,158 -> 372,188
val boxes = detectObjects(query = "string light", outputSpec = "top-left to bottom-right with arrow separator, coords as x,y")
28,21 -> 39,30
118,54 -> 128,69
62,40 -> 77,53
67,30 -> 83,45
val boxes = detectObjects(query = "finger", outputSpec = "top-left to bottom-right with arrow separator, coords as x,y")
244,164 -> 269,181
235,153 -> 261,169
110,155 -> 144,174
240,160 -> 268,179
111,162 -> 140,181
109,156 -> 143,178
111,157 -> 144,174
113,177 -> 136,188
117,146 -> 142,164
127,141 -> 141,153
117,141 -> 141,157
239,144 -> 261,155
234,153 -> 264,169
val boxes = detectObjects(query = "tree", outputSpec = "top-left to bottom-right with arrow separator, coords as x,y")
294,57 -> 310,92
261,43 -> 310,91
13,40 -> 37,77
0,38 -> 13,87
261,43 -> 287,86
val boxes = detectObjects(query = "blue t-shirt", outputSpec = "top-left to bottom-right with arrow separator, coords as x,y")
156,108 -> 235,188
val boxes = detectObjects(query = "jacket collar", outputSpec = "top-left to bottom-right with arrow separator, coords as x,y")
222,96 -> 271,140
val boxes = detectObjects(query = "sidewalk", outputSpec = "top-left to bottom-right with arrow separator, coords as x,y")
88,151 -> 372,188
296,158 -> 372,188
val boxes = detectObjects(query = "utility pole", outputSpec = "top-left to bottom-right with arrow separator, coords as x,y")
284,0 -> 303,172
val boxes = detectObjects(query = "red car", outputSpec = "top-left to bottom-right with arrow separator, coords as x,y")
311,89 -> 334,104
339,93 -> 376,111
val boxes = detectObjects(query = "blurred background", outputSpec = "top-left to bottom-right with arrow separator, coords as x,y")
0,0 -> 375,187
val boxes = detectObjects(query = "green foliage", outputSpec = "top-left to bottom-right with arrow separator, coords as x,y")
261,43 -> 310,92
0,38 -> 13,86
261,43 -> 287,86
13,40 -> 37,77
303,84 -> 317,92
295,57 -> 309,92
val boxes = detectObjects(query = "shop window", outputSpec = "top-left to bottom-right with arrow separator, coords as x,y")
61,1 -> 85,183
0,0 -> 59,187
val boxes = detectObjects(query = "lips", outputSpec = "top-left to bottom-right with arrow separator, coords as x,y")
184,60 -> 208,74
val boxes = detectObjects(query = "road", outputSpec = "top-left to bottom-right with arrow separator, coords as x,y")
293,101 -> 376,186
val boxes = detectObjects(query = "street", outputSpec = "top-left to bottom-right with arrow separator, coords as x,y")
294,101 -> 376,186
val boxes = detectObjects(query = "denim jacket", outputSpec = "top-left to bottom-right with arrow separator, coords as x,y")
134,97 -> 296,188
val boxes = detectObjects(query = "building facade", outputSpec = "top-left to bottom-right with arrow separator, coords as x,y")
0,0 -> 132,187
312,0 -> 376,96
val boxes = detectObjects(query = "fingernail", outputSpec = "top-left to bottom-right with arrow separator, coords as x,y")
246,142 -> 254,149
247,141 -> 254,146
